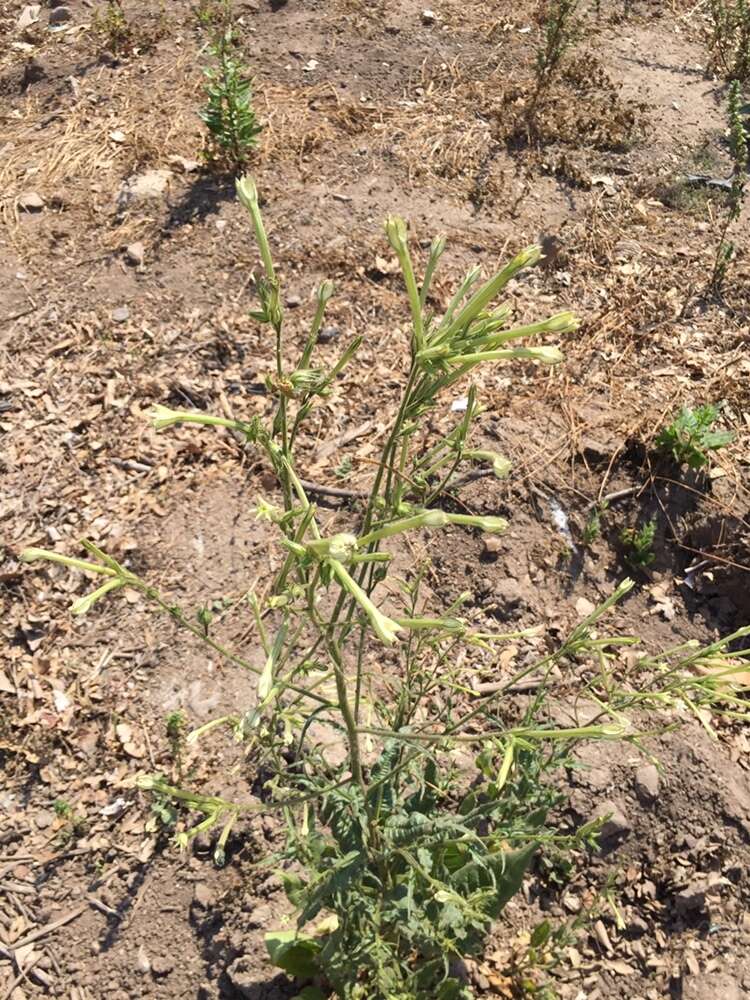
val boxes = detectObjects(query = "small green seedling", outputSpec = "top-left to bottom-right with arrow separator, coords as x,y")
53,799 -> 88,844
53,798 -> 73,819
582,501 -> 607,547
200,26 -> 262,172
620,518 -> 656,568
334,455 -> 353,480
195,0 -> 229,26
92,1 -> 134,55
656,404 -> 734,469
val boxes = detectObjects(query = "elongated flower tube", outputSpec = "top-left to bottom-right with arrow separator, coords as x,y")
459,345 -> 563,366
446,514 -> 508,534
150,404 -> 246,432
396,616 -> 465,634
358,509 -> 449,547
330,559 -> 402,645
20,548 -> 118,577
441,246 -> 542,339
466,312 -> 579,351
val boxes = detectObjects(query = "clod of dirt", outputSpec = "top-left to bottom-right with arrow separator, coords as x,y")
150,954 -> 174,977
125,243 -> 145,267
492,577 -> 526,617
136,944 -> 151,973
575,596 -> 596,617
34,809 -> 55,829
48,5 -> 72,24
634,763 -> 660,805
18,191 -> 45,212
193,882 -> 215,909
226,954 -> 261,998
591,799 -> 631,841
117,169 -> 173,212
674,878 -> 716,915
168,154 -> 200,174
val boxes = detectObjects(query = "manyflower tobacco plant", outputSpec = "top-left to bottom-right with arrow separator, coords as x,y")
22,179 -> 750,1000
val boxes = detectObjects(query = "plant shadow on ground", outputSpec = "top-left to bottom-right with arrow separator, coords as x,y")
163,174 -> 239,231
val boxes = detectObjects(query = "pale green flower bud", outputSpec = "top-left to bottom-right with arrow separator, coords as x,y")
384,215 -> 408,253
465,449 -> 512,479
235,174 -> 259,212
20,547 -> 117,577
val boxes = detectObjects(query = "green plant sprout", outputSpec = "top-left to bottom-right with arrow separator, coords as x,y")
527,0 -> 580,129
22,180 -> 750,999
92,1 -> 134,56
656,404 -> 734,469
709,80 -> 748,294
53,799 -> 88,845
620,518 -> 657,568
581,501 -> 607,547
200,26 -> 262,173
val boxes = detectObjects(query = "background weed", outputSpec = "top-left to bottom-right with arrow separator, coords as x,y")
656,404 -> 734,468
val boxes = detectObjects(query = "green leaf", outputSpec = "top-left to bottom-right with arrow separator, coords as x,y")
281,871 -> 308,908
452,841 -> 537,919
530,919 -> 551,948
265,930 -> 320,979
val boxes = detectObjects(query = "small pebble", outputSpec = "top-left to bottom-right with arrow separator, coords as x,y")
317,326 -> 340,344
18,191 -> 45,212
634,763 -> 660,804
125,242 -> 145,267
111,306 -> 130,323
482,536 -> 503,559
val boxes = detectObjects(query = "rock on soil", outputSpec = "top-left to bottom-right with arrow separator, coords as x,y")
18,4 -> 41,29
634,762 -> 660,804
18,191 -> 45,212
591,799 -> 631,841
48,5 -> 72,23
125,242 -> 145,267
117,169 -> 173,211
